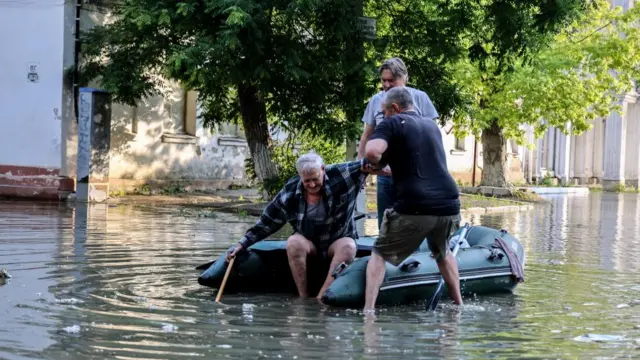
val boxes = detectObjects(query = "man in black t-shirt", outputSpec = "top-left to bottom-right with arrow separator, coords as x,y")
362,86 -> 463,312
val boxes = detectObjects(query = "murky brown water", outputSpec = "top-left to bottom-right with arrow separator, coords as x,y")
1,192 -> 640,359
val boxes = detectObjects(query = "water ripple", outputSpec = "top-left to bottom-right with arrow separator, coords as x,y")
1,194 -> 640,359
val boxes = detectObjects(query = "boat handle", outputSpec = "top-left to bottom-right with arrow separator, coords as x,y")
400,259 -> 421,273
331,262 -> 348,278
488,249 -> 505,261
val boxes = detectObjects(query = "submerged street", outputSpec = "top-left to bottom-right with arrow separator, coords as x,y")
1,193 -> 639,359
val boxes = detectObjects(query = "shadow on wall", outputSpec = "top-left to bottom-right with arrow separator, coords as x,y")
59,6 -> 251,191
106,91 -> 250,183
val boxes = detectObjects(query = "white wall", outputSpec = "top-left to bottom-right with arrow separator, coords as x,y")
0,0 -> 64,169
107,108 -> 250,181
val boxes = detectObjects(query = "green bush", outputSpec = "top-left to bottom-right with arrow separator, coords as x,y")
245,130 -> 347,198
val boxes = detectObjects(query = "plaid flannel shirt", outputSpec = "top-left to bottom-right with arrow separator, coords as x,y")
238,160 -> 368,252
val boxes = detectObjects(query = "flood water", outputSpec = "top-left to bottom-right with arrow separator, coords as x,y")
1,192 -> 639,359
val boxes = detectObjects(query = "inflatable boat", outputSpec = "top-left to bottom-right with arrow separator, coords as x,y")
197,225 -> 525,307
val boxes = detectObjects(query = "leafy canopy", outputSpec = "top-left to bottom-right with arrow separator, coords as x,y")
80,0 -> 371,141
451,0 -> 640,144
364,0 -> 590,126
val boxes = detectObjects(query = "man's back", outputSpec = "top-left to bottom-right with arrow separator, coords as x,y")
371,110 -> 460,216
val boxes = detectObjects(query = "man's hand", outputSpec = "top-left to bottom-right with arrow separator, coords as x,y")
226,244 -> 244,263
361,159 -> 390,177
361,158 -> 384,173
377,165 -> 392,177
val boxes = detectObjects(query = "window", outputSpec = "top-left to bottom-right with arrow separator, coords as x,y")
131,105 -> 138,134
217,122 -> 247,147
218,122 -> 245,138
161,88 -> 198,144
182,90 -> 197,136
454,137 -> 466,151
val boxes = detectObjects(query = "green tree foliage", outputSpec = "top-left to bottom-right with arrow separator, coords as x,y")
361,1 -> 472,121
364,0 -> 590,125
80,0 -> 369,194
449,0 -> 640,187
475,0 -> 639,139
356,0 -> 590,187
80,0 -> 603,191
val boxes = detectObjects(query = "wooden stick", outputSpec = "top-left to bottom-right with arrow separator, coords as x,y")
215,257 -> 235,303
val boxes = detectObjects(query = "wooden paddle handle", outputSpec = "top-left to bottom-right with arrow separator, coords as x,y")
215,257 -> 235,303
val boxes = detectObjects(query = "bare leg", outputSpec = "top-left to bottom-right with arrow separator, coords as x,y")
363,252 -> 386,312
436,253 -> 463,305
286,233 -> 317,298
316,237 -> 356,300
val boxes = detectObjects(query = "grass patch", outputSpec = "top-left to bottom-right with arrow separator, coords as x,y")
588,184 -> 640,193
611,184 -> 640,193
109,183 -> 191,197
460,194 -> 522,209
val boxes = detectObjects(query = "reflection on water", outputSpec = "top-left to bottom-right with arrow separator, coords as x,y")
1,193 -> 640,359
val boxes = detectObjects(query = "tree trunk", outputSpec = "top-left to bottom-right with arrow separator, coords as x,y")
237,83 -> 279,186
480,120 -> 508,187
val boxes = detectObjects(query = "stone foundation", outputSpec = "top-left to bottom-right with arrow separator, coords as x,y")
0,165 -> 74,201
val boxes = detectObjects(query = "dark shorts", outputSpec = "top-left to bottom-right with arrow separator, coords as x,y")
372,208 -> 460,266
292,232 -> 357,260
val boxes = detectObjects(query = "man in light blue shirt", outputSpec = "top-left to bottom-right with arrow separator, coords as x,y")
356,57 -> 440,229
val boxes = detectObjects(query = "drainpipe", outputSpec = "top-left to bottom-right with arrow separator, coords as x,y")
73,0 -> 82,122
471,136 -> 478,187
527,144 -> 533,184
552,128 -> 558,177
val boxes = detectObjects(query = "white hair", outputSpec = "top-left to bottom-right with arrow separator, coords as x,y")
295,152 -> 324,175
383,86 -> 414,111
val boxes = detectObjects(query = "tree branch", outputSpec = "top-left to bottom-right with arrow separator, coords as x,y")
570,21 -> 614,44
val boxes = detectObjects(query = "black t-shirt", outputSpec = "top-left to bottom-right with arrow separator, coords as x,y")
370,110 -> 460,216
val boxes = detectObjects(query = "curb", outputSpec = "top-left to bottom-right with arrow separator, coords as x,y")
109,196 -> 536,218
461,204 -> 534,215
202,203 -> 536,218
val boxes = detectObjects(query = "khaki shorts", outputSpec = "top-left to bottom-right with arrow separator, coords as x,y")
372,208 -> 461,266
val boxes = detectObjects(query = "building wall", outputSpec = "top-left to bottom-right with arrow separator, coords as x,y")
107,97 -> 252,192
439,123 -> 525,186
10,2 -> 633,200
530,89 -> 639,188
0,1 -> 64,169
0,1 -> 74,200
58,5 -> 252,193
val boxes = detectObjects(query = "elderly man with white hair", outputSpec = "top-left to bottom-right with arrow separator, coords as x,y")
226,152 -> 372,300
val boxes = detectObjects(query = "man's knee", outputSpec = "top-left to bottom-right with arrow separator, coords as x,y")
286,234 -> 314,256
332,237 -> 356,259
